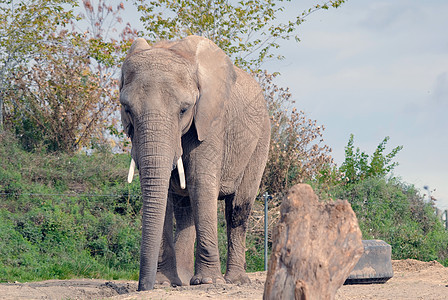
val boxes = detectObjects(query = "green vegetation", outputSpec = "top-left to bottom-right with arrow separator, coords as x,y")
340,134 -> 403,184
1,0 -> 134,152
0,133 -> 142,282
320,136 -> 448,266
135,0 -> 346,70
330,177 -> 448,265
3,131 -> 446,284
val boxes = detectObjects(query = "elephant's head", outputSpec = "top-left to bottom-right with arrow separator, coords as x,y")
119,36 -> 236,291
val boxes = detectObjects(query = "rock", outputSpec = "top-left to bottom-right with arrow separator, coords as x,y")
263,184 -> 364,300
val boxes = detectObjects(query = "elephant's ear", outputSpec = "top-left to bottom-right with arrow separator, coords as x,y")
121,38 -> 152,90
126,38 -> 151,58
171,36 -> 237,141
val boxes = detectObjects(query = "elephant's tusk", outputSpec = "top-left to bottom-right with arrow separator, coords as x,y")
177,157 -> 186,189
127,158 -> 135,184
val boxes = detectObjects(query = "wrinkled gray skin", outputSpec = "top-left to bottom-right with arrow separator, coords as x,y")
120,36 -> 270,291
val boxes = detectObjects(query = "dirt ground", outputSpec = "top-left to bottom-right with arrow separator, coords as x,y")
1,259 -> 447,300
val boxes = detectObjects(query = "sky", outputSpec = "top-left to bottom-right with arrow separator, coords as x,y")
121,0 -> 448,210
261,0 -> 448,211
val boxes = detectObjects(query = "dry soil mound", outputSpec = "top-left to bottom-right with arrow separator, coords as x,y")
392,259 -> 444,272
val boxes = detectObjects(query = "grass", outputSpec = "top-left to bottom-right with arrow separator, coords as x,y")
0,133 -> 141,282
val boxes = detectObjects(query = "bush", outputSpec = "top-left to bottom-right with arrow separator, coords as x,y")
328,176 -> 448,264
311,135 -> 448,265
258,71 -> 334,197
0,133 -> 141,282
340,134 -> 402,184
4,31 -> 119,153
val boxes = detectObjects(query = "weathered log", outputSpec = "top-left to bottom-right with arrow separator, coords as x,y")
264,184 -> 364,300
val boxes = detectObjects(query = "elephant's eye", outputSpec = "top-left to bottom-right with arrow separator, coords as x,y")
123,105 -> 134,139
180,106 -> 189,116
127,123 -> 134,139
124,106 -> 134,122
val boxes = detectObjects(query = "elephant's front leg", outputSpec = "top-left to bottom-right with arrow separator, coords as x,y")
156,191 -> 182,286
189,177 -> 225,285
173,194 -> 195,285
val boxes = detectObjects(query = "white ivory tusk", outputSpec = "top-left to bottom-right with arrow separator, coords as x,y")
177,157 -> 186,189
127,158 -> 135,184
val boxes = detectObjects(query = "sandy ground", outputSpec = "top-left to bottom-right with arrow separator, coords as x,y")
1,259 -> 447,300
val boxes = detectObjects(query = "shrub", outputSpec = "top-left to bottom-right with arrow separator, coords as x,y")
340,134 -> 402,184
0,133 -> 141,282
257,71 -> 334,197
329,177 -> 448,264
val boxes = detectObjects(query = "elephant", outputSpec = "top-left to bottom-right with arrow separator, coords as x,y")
120,35 -> 270,291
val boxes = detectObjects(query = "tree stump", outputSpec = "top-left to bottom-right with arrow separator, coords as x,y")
263,184 -> 364,300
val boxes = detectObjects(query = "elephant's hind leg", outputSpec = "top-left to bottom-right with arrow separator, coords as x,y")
224,191 -> 252,284
224,137 -> 269,284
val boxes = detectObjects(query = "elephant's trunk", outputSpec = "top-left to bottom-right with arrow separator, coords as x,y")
136,122 -> 175,291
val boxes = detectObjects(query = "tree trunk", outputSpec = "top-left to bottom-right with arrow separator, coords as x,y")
264,184 -> 364,300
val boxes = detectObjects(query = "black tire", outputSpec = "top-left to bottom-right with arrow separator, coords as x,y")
344,240 -> 393,285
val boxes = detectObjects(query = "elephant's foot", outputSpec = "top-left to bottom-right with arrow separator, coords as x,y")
177,266 -> 194,286
190,270 -> 225,285
224,271 -> 251,284
155,270 -> 182,287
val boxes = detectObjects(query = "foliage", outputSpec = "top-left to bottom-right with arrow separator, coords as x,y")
0,0 -> 78,131
135,0 -> 346,70
76,1 -> 137,151
340,134 -> 403,184
1,0 -> 137,152
257,71 -> 334,196
0,132 -> 142,282
310,134 -> 448,265
328,177 -> 448,264
5,32 -> 109,152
